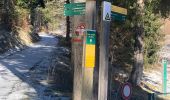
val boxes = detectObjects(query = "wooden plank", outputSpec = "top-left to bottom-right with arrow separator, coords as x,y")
112,5 -> 127,15
72,0 -> 86,100
81,0 -> 96,100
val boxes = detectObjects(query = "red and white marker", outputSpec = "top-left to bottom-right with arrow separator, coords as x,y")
121,82 -> 132,100
73,23 -> 86,42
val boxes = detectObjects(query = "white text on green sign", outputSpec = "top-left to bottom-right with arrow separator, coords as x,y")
64,2 -> 86,16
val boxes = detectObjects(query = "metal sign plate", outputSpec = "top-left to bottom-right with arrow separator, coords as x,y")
64,2 -> 86,16
103,1 -> 111,21
85,30 -> 96,68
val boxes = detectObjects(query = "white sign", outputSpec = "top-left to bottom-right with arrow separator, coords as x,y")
103,1 -> 111,21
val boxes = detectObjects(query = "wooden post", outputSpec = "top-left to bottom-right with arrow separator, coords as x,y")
81,0 -> 96,100
72,0 -> 86,100
98,1 -> 111,100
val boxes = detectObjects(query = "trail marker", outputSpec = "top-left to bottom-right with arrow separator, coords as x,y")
103,1 -> 111,21
85,30 -> 96,68
64,2 -> 86,16
72,23 -> 85,42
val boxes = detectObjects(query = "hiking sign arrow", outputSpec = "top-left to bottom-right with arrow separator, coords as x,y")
103,1 -> 111,21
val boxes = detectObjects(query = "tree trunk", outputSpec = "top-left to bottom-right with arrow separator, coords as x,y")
130,26 -> 144,86
129,0 -> 144,86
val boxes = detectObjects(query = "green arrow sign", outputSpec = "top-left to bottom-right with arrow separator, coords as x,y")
64,3 -> 85,9
64,7 -> 85,11
64,10 -> 85,16
64,2 -> 86,16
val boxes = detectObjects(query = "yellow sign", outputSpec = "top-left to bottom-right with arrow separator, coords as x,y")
85,45 -> 95,68
112,5 -> 127,15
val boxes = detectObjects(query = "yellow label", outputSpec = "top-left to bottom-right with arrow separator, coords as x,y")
112,5 -> 127,15
85,45 -> 95,68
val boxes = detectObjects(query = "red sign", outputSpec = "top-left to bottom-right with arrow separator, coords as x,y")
72,23 -> 85,42
121,82 -> 132,100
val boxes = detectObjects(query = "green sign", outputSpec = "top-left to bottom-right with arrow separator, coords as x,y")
162,59 -> 168,94
86,30 -> 96,45
64,2 -> 85,9
64,2 -> 86,16
111,12 -> 126,21
64,10 -> 85,16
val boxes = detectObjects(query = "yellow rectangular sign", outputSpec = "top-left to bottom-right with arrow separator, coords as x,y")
112,5 -> 127,15
85,45 -> 95,68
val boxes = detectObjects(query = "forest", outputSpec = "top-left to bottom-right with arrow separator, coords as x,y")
0,0 -> 170,100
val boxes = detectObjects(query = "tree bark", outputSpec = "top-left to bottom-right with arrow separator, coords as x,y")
129,0 -> 144,86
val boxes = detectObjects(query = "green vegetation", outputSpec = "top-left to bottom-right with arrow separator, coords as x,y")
109,0 -> 164,68
40,0 -> 65,31
143,1 -> 163,66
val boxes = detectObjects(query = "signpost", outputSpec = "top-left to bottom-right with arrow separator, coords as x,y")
64,2 -> 128,21
98,1 -> 111,100
65,1 -> 128,100
64,2 -> 86,16
82,0 -> 96,100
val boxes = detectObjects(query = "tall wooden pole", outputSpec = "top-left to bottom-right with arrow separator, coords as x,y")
72,0 -> 85,100
98,1 -> 111,100
81,0 -> 96,100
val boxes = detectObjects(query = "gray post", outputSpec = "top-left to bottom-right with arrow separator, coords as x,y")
98,1 -> 111,100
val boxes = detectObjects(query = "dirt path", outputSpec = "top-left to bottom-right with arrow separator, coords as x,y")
0,33 -> 64,100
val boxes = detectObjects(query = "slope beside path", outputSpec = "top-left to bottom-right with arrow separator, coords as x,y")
0,33 -> 64,100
